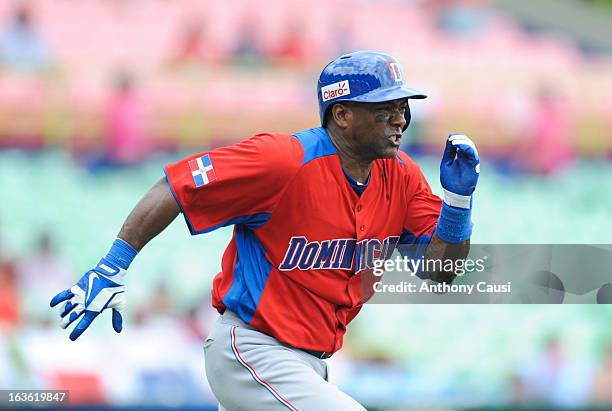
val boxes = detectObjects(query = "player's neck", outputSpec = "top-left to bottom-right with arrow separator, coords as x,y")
326,127 -> 372,184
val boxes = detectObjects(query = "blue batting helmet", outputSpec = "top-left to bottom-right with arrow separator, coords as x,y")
317,50 -> 426,125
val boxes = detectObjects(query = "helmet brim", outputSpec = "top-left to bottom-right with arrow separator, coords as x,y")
320,85 -> 427,125
351,85 -> 427,103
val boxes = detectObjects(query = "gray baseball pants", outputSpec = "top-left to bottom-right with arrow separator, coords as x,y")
203,310 -> 366,411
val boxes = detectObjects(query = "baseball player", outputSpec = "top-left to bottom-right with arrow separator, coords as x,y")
50,50 -> 480,410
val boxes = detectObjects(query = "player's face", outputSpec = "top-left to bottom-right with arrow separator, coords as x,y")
346,99 -> 410,160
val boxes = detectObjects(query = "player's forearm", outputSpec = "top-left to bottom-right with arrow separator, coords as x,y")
117,177 -> 180,251
423,233 -> 470,283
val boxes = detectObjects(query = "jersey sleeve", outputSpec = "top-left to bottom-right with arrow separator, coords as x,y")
397,151 -> 442,244
164,133 -> 304,234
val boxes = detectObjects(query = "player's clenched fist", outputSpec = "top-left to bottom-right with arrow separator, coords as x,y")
49,239 -> 136,340
434,134 -> 479,243
440,133 -> 480,208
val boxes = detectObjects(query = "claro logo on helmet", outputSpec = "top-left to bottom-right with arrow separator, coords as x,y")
321,80 -> 351,102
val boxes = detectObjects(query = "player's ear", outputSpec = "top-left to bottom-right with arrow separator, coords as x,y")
331,103 -> 351,129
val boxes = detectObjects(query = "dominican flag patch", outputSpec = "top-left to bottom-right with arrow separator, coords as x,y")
188,154 -> 217,188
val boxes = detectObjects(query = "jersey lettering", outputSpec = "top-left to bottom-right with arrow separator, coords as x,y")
312,239 -> 340,269
279,236 -> 400,273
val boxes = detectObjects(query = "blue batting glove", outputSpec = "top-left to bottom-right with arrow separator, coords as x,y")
440,133 -> 480,207
436,134 -> 480,243
49,239 -> 137,341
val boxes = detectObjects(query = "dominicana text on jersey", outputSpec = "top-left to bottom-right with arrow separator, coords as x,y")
279,235 -> 400,273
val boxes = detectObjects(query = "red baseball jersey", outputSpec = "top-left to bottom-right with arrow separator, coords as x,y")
165,127 -> 441,353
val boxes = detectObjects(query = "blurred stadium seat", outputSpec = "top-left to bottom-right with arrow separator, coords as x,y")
0,0 -> 608,156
